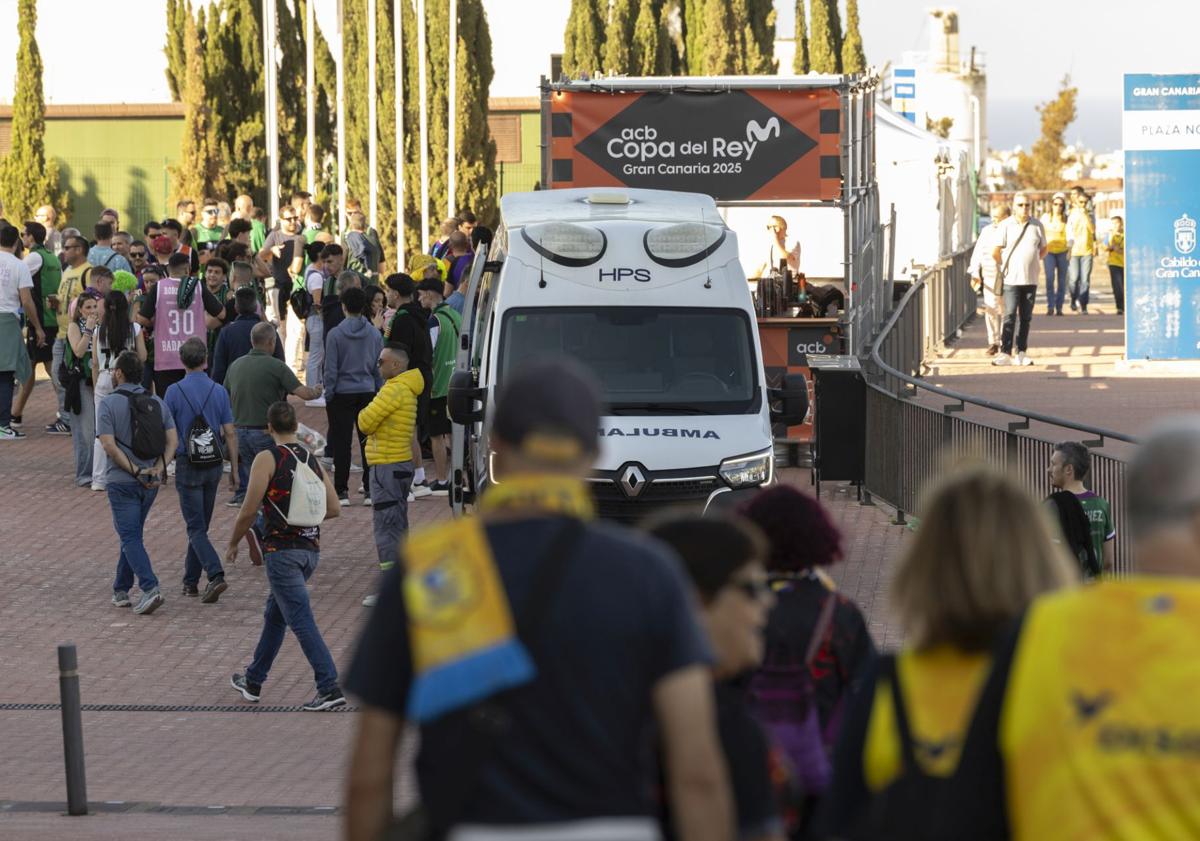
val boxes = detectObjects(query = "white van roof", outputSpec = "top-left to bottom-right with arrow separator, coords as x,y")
500,188 -> 726,231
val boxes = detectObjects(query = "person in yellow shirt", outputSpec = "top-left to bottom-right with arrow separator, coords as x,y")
997,416 -> 1200,840
819,465 -> 1075,839
1106,215 -> 1125,316
356,344 -> 423,607
1066,186 -> 1096,313
1040,192 -> 1070,316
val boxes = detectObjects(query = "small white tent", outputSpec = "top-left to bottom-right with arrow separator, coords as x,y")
876,102 -> 975,280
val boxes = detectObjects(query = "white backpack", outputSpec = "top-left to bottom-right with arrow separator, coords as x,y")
271,446 -> 327,527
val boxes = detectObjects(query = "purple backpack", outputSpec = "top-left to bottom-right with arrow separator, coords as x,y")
750,593 -> 837,794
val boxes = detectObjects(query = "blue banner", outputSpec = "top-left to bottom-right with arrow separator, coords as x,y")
1123,74 -> 1200,359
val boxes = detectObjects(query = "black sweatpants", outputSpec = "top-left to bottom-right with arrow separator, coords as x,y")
328,391 -> 374,496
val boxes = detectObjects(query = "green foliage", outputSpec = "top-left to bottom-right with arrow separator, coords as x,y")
1017,76 -> 1078,189
563,0 -> 604,77
630,0 -> 669,74
925,115 -> 953,139
697,0 -> 735,74
841,0 -> 866,74
164,0 -> 187,101
744,0 -> 777,74
0,0 -> 66,224
169,1 -> 222,205
793,0 -> 809,74
202,0 -> 266,205
605,0 -> 636,75
679,0 -> 775,75
808,0 -> 840,74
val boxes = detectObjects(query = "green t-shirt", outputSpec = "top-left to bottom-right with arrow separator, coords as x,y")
224,349 -> 301,427
1076,491 -> 1115,568
250,220 -> 267,253
431,303 -> 462,399
193,224 -> 225,244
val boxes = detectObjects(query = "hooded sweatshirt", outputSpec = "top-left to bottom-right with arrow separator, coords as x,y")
384,300 -> 433,391
324,314 -> 384,398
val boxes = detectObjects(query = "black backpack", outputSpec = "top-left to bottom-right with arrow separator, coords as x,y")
180,384 -> 224,466
290,274 -> 314,319
120,390 -> 168,462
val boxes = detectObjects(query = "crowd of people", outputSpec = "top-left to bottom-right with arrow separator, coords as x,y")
968,185 -> 1124,366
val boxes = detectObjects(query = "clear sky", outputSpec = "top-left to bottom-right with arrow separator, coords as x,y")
2,0 -> 1199,151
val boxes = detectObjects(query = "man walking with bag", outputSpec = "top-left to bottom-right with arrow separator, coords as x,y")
992,193 -> 1048,367
226,400 -> 345,711
164,338 -> 238,602
968,205 -> 1011,356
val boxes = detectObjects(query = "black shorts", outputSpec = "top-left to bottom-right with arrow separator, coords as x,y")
417,390 -> 431,437
26,323 -> 57,364
428,396 -> 451,437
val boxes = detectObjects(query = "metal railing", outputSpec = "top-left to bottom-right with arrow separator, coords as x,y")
863,246 -> 1139,573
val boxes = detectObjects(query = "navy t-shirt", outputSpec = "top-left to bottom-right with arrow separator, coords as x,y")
345,516 -> 710,825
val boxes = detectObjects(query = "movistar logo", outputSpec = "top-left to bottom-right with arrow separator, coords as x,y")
1071,690 -> 1114,725
601,427 -> 721,440
746,117 -> 781,144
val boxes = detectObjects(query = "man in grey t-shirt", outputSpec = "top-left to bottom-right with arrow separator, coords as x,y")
992,193 -> 1048,366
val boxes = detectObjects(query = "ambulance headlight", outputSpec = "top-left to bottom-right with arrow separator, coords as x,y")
521,222 -> 607,267
644,222 -> 727,268
719,449 -> 773,488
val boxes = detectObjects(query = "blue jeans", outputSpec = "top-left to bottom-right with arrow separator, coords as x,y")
1109,265 -> 1125,314
51,337 -> 68,421
1069,254 -> 1094,310
1001,285 -> 1037,354
175,461 -> 225,585
1043,251 -> 1068,313
246,549 -> 338,693
305,315 -> 324,388
0,370 -> 12,428
108,482 -> 161,594
236,427 -> 275,497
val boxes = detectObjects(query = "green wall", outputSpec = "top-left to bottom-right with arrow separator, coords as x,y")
44,116 -> 183,234
495,110 -> 542,197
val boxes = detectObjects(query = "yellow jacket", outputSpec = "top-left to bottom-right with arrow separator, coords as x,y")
358,368 -> 424,465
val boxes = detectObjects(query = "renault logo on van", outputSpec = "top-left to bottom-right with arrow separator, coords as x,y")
619,464 -> 647,498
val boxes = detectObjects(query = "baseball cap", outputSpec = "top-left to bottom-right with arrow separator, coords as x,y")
492,358 -> 602,464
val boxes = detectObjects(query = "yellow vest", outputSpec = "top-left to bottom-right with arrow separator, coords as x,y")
1002,579 -> 1200,840
1042,214 -> 1069,254
358,368 -> 424,465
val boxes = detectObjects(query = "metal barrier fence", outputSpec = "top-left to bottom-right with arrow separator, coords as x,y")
863,246 -> 1139,573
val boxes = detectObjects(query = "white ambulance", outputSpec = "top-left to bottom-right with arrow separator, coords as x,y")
448,188 -> 807,519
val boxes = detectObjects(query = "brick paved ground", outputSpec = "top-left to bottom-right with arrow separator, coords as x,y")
0,381 -> 905,839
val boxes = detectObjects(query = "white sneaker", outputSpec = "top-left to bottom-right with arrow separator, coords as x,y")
305,397 -> 326,408
362,594 -> 378,607
0,425 -> 26,440
338,495 -> 350,507
991,353 -> 1012,367
1016,352 -> 1034,366
411,484 -> 433,499
407,491 -> 416,502
90,482 -> 106,492
223,461 -> 232,473
362,496 -> 372,506
350,462 -> 363,473
167,461 -> 176,477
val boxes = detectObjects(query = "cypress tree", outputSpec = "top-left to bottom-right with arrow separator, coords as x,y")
605,0 -> 636,75
683,0 -> 705,74
169,3 -> 223,204
164,0 -> 188,101
793,0 -> 809,74
697,0 -> 736,74
563,0 -> 604,77
808,0 -> 840,74
204,0 -> 266,206
0,0 -> 65,224
841,0 -> 866,74
630,0 -> 663,75
744,0 -> 776,73
455,0 -> 498,230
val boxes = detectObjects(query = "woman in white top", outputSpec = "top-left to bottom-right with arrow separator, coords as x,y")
90,290 -> 146,490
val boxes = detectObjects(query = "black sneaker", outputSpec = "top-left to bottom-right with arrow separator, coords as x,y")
428,480 -> 450,497
111,591 -> 131,608
200,577 -> 228,604
231,673 -> 261,702
45,419 -> 71,435
182,582 -> 200,597
225,495 -> 244,509
301,687 -> 346,711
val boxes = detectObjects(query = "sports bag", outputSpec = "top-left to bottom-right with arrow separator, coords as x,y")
269,445 -> 327,527
181,383 -> 224,466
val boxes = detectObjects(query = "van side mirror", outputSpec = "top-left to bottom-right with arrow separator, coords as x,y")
448,369 -> 485,425
769,373 -> 809,427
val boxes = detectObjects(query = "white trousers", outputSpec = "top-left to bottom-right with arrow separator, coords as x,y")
981,285 -> 1002,347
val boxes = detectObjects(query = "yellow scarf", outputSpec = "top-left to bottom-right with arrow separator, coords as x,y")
403,474 -> 592,722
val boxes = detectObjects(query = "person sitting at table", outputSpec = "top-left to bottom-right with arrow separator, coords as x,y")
754,216 -> 801,279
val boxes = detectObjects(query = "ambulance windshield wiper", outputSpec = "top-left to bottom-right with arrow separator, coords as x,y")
609,403 -> 713,415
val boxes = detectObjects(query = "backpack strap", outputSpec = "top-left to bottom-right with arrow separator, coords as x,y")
805,591 -> 838,667
881,654 -> 921,776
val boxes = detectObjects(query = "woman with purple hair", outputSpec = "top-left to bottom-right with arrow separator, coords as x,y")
738,485 -> 875,814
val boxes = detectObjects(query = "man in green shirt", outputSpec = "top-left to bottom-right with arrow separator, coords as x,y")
223,322 -> 322,506
11,221 -> 64,431
416,277 -> 462,495
1049,441 -> 1115,574
193,201 -> 225,245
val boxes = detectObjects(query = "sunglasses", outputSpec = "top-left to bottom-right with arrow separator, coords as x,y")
730,577 -> 772,601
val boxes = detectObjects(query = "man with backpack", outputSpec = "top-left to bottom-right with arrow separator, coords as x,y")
1047,441 -> 1115,576
97,351 -> 177,615
417,277 -> 461,494
87,221 -> 133,274
225,400 -> 346,712
164,338 -> 238,603
298,243 -> 345,404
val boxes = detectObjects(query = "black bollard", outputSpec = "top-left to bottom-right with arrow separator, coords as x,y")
57,644 -> 88,816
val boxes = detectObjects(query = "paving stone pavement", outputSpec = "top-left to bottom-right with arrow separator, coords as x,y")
0,381 -> 905,839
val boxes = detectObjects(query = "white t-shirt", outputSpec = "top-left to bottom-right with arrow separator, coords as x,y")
0,250 -> 34,314
24,251 -> 44,275
96,323 -> 143,372
996,217 -> 1048,287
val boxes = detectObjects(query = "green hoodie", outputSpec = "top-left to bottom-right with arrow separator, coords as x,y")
431,302 -> 462,399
